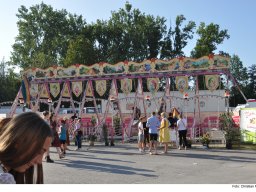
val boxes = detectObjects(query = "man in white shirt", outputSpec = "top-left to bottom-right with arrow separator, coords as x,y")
177,113 -> 188,150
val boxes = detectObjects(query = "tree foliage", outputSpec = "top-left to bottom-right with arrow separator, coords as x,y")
11,2 -> 86,69
191,22 -> 230,58
190,22 -> 230,90
64,34 -> 97,67
11,2 -> 197,68
230,55 -> 248,87
6,1 -> 254,109
160,15 -> 196,59
247,64 -> 256,99
173,15 -> 196,57
105,2 -> 166,63
0,59 -> 20,103
229,55 -> 249,106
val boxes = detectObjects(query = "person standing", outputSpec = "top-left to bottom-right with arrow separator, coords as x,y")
74,118 -> 83,150
137,117 -> 145,153
158,112 -> 170,154
177,113 -> 188,150
70,113 -> 77,144
158,97 -> 167,115
168,112 -> 178,147
146,112 -> 160,155
59,119 -> 67,155
133,107 -> 141,120
50,113 -> 64,159
142,116 -> 150,149
42,111 -> 54,163
168,112 -> 178,129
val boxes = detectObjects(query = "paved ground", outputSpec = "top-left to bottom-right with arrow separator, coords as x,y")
43,142 -> 256,184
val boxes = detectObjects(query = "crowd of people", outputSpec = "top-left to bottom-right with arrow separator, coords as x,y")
137,109 -> 188,155
0,106 -> 188,184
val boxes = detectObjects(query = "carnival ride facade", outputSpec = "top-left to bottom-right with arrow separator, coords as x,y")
8,55 -> 247,142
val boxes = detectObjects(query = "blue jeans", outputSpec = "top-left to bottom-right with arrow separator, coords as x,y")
76,135 -> 82,148
178,130 -> 187,147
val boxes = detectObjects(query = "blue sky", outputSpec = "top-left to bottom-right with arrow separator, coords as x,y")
1,0 -> 255,68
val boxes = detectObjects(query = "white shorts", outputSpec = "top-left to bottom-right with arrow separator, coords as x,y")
138,134 -> 144,142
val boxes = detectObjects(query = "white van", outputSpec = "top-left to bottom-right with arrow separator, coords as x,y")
61,108 -> 80,114
245,99 -> 256,108
60,107 -> 101,114
83,107 -> 101,114
233,99 -> 256,115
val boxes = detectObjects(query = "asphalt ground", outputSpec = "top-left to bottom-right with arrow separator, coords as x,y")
42,141 -> 256,184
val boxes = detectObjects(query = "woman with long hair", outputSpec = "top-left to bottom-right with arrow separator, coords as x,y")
50,113 -> 64,159
0,112 -> 52,184
177,113 -> 188,150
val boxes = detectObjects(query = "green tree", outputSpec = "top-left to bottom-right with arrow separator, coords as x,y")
0,59 -> 21,103
247,64 -> 256,99
11,2 -> 196,68
190,22 -> 230,91
93,19 -> 117,63
11,3 -> 86,70
160,15 -> 196,59
230,55 -> 248,87
229,55 -> 249,106
64,35 -> 97,67
191,22 -> 230,58
106,2 -> 166,63
173,15 -> 196,57
160,26 -> 174,59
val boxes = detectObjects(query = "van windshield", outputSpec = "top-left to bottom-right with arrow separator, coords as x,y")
84,107 -> 101,113
61,109 -> 79,114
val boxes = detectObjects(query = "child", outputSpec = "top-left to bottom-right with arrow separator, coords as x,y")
138,116 -> 145,153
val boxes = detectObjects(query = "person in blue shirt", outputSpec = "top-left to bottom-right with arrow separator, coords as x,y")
59,119 -> 67,155
146,112 -> 160,155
